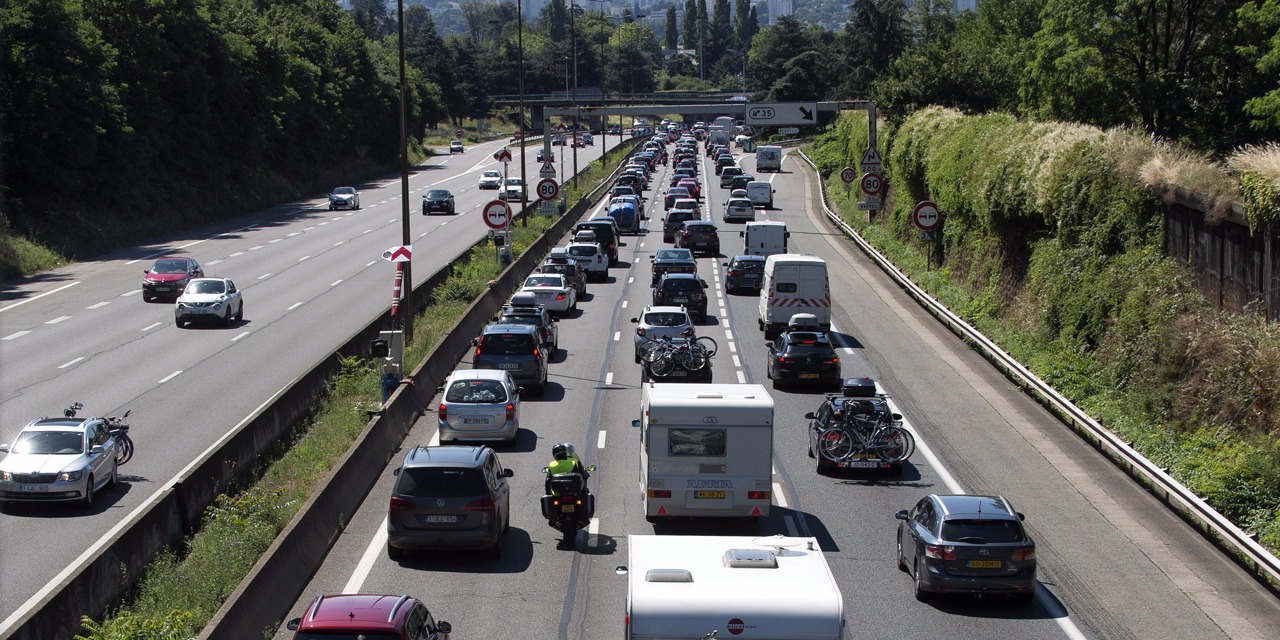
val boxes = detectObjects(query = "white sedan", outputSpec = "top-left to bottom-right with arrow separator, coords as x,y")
519,274 -> 577,315
0,416 -> 120,508
175,277 -> 244,327
478,170 -> 503,190
499,178 -> 527,202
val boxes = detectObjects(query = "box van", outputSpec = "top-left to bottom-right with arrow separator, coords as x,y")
746,181 -> 774,208
742,221 -> 789,256
758,254 -> 829,338
632,383 -> 774,520
624,535 -> 845,640
755,145 -> 782,172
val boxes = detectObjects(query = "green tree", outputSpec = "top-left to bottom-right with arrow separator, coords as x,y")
1237,0 -> 1280,133
765,50 -> 828,101
837,0 -> 908,97
539,0 -> 568,40
666,5 -> 679,50
733,0 -> 752,49
682,0 -> 698,48
351,0 -> 390,39
747,16 -> 808,91
708,0 -> 732,69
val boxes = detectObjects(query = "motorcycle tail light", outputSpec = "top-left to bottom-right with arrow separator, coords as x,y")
925,544 -> 957,561
648,489 -> 672,498
438,403 -> 447,421
390,497 -> 415,511
466,498 -> 497,512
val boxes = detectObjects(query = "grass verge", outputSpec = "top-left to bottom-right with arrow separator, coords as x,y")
73,143 -> 637,639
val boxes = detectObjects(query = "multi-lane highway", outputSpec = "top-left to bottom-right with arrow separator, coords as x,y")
267,143 -> 1280,639
0,134 -> 627,624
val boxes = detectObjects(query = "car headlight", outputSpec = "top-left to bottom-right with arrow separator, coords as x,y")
60,470 -> 83,482
1,471 -> 10,481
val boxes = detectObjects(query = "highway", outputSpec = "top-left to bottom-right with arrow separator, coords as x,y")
0,134 -> 627,623
269,144 -> 1280,639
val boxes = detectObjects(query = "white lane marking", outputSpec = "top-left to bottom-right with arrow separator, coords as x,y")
331,280 -> 343,287
773,482 -> 788,508
364,229 -> 373,234
634,257 -> 640,263
258,273 -> 272,280
232,331 -> 250,342
269,239 -> 282,244
304,226 -> 316,231
598,431 -> 607,449
366,260 -> 377,267
141,322 -> 161,332
207,259 -> 223,265
830,321 -> 856,354
158,370 -> 182,384
45,316 -> 72,324
783,514 -> 799,537
86,302 -> 110,310
627,276 -> 634,284
732,355 -> 741,367
605,372 -> 614,386
621,301 -> 628,309
345,517 -> 389,594
298,255 -> 310,262
727,341 -> 737,354
736,370 -> 746,383
230,251 -> 245,257
249,245 -> 263,250
58,357 -> 84,369
287,232 -> 300,237
119,290 -> 138,298
588,517 -> 601,549
613,331 -> 620,341
288,302 -> 303,311
334,241 -> 344,246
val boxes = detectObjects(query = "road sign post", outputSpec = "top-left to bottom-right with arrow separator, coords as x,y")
912,201 -> 942,269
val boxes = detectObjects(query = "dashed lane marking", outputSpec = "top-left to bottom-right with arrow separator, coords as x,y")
58,357 -> 84,369
158,371 -> 182,384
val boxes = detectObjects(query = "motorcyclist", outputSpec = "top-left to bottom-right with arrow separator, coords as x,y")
545,442 -> 589,495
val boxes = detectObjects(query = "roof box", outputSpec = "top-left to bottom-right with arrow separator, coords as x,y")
841,377 -> 876,397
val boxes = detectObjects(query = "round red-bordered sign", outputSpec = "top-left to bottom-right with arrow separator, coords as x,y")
727,618 -> 746,635
483,200 -> 511,229
912,201 -> 941,231
840,166 -> 857,184
536,178 -> 559,201
860,172 -> 884,196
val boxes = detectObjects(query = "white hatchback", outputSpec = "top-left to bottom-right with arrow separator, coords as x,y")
478,170 -> 503,190
436,369 -> 521,443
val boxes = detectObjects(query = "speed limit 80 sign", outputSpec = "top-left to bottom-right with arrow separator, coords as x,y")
860,172 -> 884,197
536,178 -> 559,201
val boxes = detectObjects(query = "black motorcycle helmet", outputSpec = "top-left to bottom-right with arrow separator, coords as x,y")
552,443 -> 574,461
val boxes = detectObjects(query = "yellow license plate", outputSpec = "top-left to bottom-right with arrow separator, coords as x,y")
967,560 -> 1002,569
695,491 -> 726,499
561,504 -> 575,512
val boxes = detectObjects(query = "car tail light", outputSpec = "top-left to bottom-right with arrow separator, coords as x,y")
506,403 -> 516,421
390,497 -> 415,511
828,356 -> 840,364
555,293 -> 566,301
648,489 -> 672,498
438,403 -> 447,421
533,347 -> 540,358
683,231 -> 691,237
636,327 -> 646,337
747,490 -> 770,500
925,544 -> 957,561
777,356 -> 786,363
466,498 -> 496,512
1011,546 -> 1036,561
728,270 -> 738,277
475,338 -> 482,357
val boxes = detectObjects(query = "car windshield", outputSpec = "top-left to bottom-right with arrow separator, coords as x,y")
151,259 -> 189,274
524,276 -> 563,287
187,280 -> 225,294
506,178 -> 522,185
398,467 -> 487,497
479,333 -> 535,355
427,190 -> 450,198
445,379 -> 508,403
13,430 -> 83,455
332,187 -> 355,195
483,171 -> 501,178
941,519 -> 1028,543
643,312 -> 689,326
567,245 -> 598,257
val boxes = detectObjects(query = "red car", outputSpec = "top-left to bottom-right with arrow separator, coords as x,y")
677,178 -> 701,200
287,594 -> 452,640
142,256 -> 203,302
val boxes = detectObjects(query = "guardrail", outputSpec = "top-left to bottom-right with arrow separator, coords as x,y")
795,148 -> 1280,591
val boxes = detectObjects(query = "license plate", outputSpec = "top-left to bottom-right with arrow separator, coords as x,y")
187,308 -> 209,314
463,417 -> 490,425
800,373 -> 820,379
668,370 -> 688,376
967,560 -> 1003,569
838,460 -> 881,468
695,491 -> 726,499
155,287 -> 171,292
673,298 -> 689,303
424,515 -> 457,523
18,484 -> 49,492
561,504 -> 576,513
498,363 -> 519,369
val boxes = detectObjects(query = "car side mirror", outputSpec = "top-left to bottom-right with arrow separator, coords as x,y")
471,338 -> 480,346
91,445 -> 105,454
739,231 -> 745,238
393,467 -> 401,476
804,412 -> 816,420
436,386 -> 445,393
1017,512 -> 1026,521
503,468 -> 514,478
630,317 -> 639,323
721,262 -> 728,267
517,387 -> 525,395
0,444 -> 8,453
287,619 -> 301,631
437,621 -> 452,635
632,419 -> 641,428
895,510 -> 909,521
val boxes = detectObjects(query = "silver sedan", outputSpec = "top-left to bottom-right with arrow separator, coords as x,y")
0,417 -> 119,508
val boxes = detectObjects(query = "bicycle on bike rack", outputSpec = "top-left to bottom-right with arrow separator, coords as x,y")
638,333 -> 718,382
804,378 -> 915,474
64,403 -> 134,466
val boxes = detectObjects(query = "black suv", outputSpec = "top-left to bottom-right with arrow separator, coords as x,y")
663,208 -> 701,243
675,220 -> 720,257
766,330 -> 841,388
574,220 -> 619,264
421,189 -> 456,215
652,273 -> 709,322
650,248 -> 697,286
386,445 -> 513,559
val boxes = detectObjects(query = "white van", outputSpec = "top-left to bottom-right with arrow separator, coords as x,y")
624,535 -> 845,640
746,180 -> 774,208
633,384 -> 774,521
758,254 -> 830,338
755,145 -> 783,172
742,220 -> 789,256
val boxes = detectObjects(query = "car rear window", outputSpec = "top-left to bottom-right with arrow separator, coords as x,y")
644,312 -> 689,326
524,276 -> 563,287
479,333 -> 535,355
398,467 -> 488,497
663,279 -> 701,292
293,633 -> 399,640
445,379 -> 509,403
940,519 -> 1027,543
732,260 -> 764,272
568,245 -> 599,257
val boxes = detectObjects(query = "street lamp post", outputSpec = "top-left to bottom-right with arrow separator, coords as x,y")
395,0 -> 412,337
518,0 -> 528,226
586,0 -> 609,158
570,4 -> 579,188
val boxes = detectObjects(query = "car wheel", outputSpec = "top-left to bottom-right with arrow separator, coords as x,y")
108,459 -> 118,489
1012,590 -> 1036,606
387,543 -> 405,561
81,475 -> 94,509
235,301 -> 244,322
485,530 -> 504,559
913,561 -> 931,602
143,293 -> 153,303
222,308 -> 233,327
175,318 -> 185,328
896,532 -> 908,572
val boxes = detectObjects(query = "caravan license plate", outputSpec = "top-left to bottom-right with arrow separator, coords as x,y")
695,491 -> 725,499
967,560 -> 1003,569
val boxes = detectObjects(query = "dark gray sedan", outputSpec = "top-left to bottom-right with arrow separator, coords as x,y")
422,189 -> 456,215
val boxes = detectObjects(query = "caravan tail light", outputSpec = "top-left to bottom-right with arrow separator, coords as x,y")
648,489 -> 672,498
747,490 -> 770,500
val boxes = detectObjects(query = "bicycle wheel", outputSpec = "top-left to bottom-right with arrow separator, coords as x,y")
640,341 -> 667,364
694,336 -> 718,358
679,347 -> 709,371
817,429 -> 855,461
649,354 -> 677,377
872,427 -> 914,463
116,434 -> 134,466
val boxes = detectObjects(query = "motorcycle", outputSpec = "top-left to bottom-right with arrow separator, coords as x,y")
540,464 -> 597,548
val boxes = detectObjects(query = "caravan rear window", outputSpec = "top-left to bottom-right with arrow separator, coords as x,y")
669,429 -> 726,456
776,282 -> 797,293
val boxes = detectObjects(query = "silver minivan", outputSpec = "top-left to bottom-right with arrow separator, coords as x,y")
472,324 -> 548,395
